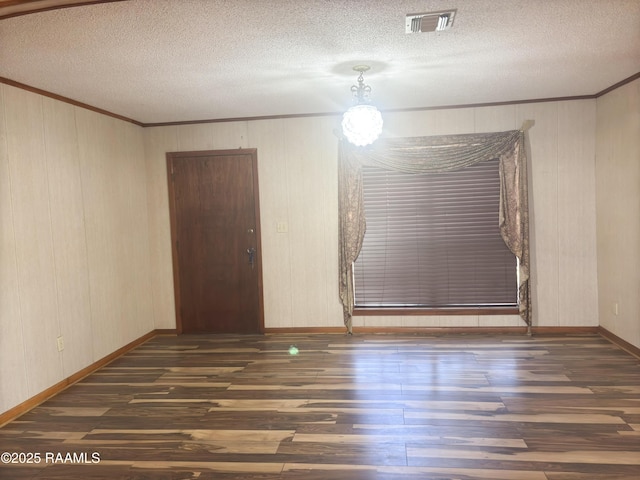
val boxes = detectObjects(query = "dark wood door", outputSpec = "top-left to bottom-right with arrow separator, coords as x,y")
167,149 -> 263,334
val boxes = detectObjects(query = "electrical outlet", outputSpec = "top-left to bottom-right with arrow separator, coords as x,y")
56,336 -> 64,352
613,302 -> 619,316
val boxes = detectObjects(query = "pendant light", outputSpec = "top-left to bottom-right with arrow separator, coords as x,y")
341,65 -> 383,146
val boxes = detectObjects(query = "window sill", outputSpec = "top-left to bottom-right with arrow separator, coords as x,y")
353,306 -> 519,316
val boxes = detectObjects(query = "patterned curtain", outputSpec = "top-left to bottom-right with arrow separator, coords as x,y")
338,129 -> 530,333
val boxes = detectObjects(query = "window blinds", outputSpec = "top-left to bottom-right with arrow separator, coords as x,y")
354,158 -> 518,307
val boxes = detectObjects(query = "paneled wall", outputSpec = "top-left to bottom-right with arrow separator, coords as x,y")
596,78 -> 640,349
0,84 -> 606,415
0,84 -> 153,414
144,100 -> 599,331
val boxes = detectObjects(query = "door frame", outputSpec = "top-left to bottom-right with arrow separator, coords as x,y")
166,148 -> 265,334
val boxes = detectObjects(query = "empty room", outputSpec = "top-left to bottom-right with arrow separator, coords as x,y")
1,1 -> 639,479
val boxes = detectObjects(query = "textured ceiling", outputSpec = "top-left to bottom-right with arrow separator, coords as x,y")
1,0 -> 639,124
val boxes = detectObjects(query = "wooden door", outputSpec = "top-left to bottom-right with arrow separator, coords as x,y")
167,149 -> 263,334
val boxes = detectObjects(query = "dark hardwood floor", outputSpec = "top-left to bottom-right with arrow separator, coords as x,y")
1,333 -> 639,479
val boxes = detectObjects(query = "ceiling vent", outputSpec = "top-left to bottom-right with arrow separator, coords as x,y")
405,10 -> 456,33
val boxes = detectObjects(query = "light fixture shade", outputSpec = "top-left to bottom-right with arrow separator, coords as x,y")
341,104 -> 383,146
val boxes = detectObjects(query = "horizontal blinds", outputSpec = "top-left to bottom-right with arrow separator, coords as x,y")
354,158 -> 518,307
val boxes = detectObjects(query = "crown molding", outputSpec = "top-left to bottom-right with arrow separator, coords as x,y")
0,76 -> 143,126
2,72 -> 638,129
595,71 -> 640,97
0,0 -> 127,20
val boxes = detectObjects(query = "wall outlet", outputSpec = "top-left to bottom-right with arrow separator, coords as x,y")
56,336 -> 64,352
613,302 -> 619,316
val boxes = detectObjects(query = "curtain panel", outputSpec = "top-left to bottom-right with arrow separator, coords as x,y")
338,129 -> 530,333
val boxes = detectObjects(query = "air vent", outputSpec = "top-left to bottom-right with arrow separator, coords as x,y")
406,10 -> 456,33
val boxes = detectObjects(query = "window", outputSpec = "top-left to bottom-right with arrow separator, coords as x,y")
354,157 -> 518,308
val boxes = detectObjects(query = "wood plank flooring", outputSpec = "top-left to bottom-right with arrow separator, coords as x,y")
1,333 -> 639,479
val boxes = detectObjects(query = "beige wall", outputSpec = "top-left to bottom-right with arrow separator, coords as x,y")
0,82 -> 610,415
596,78 -> 640,349
0,84 -> 154,414
144,117 -> 344,329
144,100 -> 600,331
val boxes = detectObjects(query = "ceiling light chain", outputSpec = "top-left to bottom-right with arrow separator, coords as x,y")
350,67 -> 372,104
